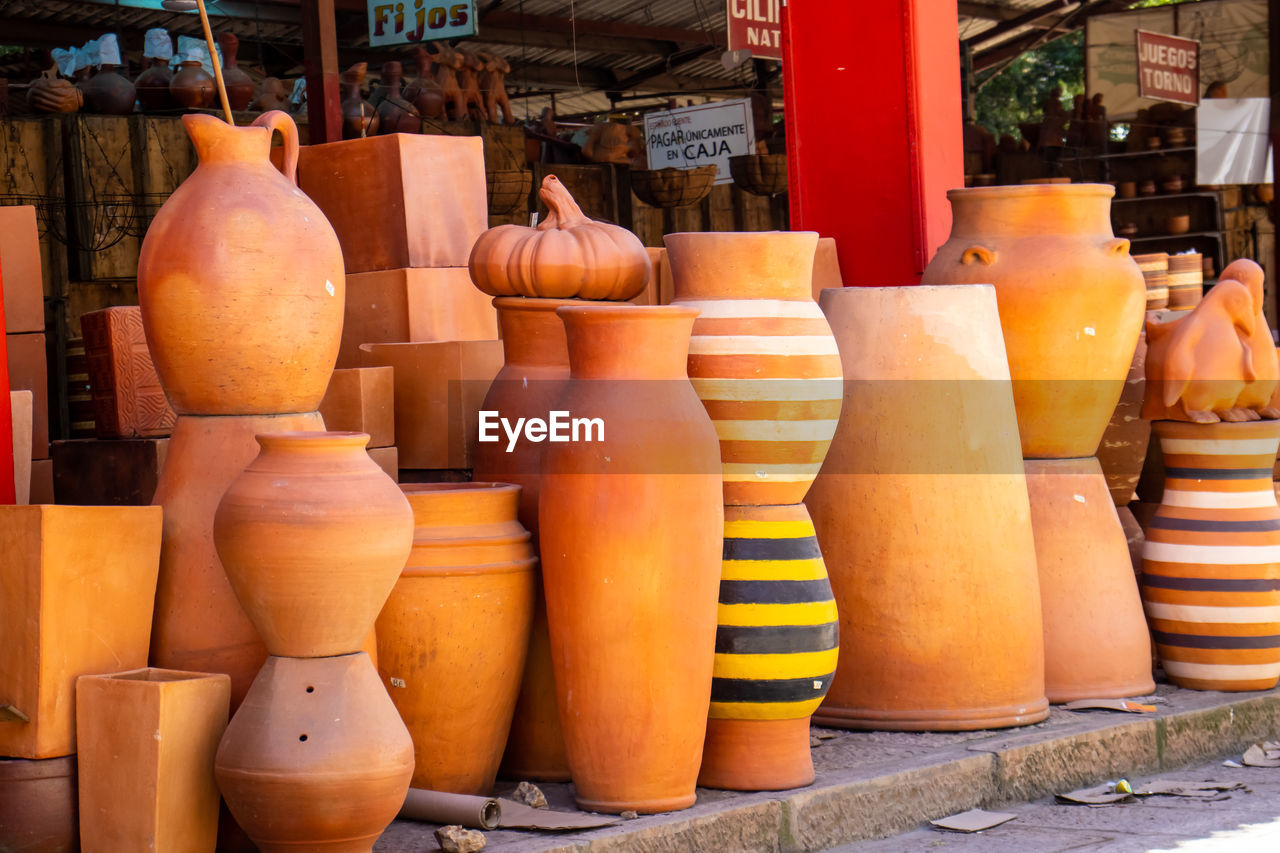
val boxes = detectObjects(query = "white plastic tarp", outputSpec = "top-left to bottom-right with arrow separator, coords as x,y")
1196,98 -> 1273,185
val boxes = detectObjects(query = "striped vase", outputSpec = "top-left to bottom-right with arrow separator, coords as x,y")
665,231 -> 843,506
699,504 -> 838,791
1166,252 -> 1204,310
1142,419 -> 1280,691
1133,252 -> 1168,311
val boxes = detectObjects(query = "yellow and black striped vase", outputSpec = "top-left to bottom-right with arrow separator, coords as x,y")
698,504 -> 838,791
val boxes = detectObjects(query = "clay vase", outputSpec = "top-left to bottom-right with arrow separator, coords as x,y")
0,755 -> 78,852
1024,457 -> 1156,702
1167,252 -> 1203,310
213,432 -> 413,658
137,110 -> 345,415
341,62 -> 378,140
169,60 -> 215,109
539,305 -> 723,813
406,45 -> 446,120
215,653 -> 414,853
806,285 -> 1048,730
1142,420 -> 1280,691
376,483 -> 535,795
80,65 -> 136,115
217,32 -> 256,112
1097,330 -> 1151,505
666,231 -> 843,506
134,58 -> 174,112
698,503 -> 837,791
375,61 -> 421,135
922,185 -> 1146,459
1134,252 -> 1169,311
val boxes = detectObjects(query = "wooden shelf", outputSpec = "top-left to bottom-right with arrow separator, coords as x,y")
1128,231 -> 1224,242
1096,146 -> 1196,160
1113,191 -> 1218,203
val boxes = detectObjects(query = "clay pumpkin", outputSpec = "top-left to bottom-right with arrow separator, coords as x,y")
468,175 -> 649,300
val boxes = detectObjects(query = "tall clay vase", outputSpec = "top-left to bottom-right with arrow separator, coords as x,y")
1142,420 -> 1280,691
921,185 -> 1145,459
215,653 -> 414,853
137,110 -> 345,415
1023,458 -> 1155,702
376,483 -> 535,794
80,65 -> 136,115
666,231 -> 843,506
217,32 -> 256,112
539,305 -> 723,813
170,60 -> 216,109
806,286 -> 1049,730
213,432 -> 414,658
375,61 -> 421,135
134,58 -> 174,111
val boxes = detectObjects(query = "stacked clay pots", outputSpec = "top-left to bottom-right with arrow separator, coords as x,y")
666,231 -> 841,790
922,184 -> 1155,704
212,431 -> 415,851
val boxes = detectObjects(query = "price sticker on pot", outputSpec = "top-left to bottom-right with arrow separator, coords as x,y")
368,0 -> 477,47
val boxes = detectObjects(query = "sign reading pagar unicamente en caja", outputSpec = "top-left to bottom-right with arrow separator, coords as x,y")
643,99 -> 756,185
368,0 -> 476,47
1135,29 -> 1200,106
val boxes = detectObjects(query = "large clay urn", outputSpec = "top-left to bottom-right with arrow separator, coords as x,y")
169,60 -> 215,109
134,58 -> 173,112
665,231 -> 843,506
80,65 -> 136,115
376,483 -> 535,795
922,185 -> 1145,459
806,285 -> 1048,730
137,111 -> 345,415
213,431 -> 413,658
217,32 -> 256,112
539,305 -> 723,813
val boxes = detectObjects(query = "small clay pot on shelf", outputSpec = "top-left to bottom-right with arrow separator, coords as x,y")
1165,214 -> 1190,235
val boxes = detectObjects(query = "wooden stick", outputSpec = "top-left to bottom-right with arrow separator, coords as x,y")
195,0 -> 234,124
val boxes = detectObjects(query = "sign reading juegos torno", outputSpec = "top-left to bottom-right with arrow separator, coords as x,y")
367,0 -> 477,47
726,0 -> 783,62
1134,29 -> 1199,106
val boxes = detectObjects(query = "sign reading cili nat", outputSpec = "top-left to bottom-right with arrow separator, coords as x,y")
1135,29 -> 1199,106
367,0 -> 476,47
726,0 -> 783,62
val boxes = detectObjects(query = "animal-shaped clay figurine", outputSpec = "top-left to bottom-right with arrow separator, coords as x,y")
456,50 -> 488,121
477,51 -> 513,124
1220,258 -> 1280,418
1143,279 -> 1260,423
405,45 -> 446,120
428,43 -> 466,121
250,77 -> 289,112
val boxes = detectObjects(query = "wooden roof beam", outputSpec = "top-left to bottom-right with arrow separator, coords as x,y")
481,10 -> 724,47
957,2 -> 1021,21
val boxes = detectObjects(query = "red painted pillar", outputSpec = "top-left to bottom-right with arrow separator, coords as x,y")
782,0 -> 964,285
0,262 -> 16,504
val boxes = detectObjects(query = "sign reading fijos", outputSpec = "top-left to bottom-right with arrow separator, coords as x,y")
1134,29 -> 1199,106
643,99 -> 755,185
367,0 -> 476,47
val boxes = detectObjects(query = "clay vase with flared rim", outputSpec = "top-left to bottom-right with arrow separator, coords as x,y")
217,32 -> 256,112
169,60 -> 215,108
1024,457 -> 1156,702
80,65 -> 136,115
150,412 -> 323,710
0,755 -> 78,851
698,503 -> 837,792
134,59 -> 174,111
1142,420 -> 1280,691
215,653 -> 414,853
921,184 -> 1146,459
806,285 -> 1049,731
375,483 -> 535,795
665,231 -> 843,506
539,305 -> 723,814
374,62 -> 421,135
213,431 -> 413,658
137,111 -> 345,416
1097,330 -> 1151,506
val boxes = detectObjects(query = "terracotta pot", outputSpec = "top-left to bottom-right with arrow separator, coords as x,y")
1166,252 -> 1203,310
80,65 -> 136,115
76,668 -> 230,852
922,185 -> 1146,459
138,111 -> 344,415
539,305 -> 723,813
1142,420 -> 1280,691
376,483 -> 535,795
217,32 -> 256,111
1139,179 -> 1157,196
1097,330 -> 1151,506
374,61 -> 421,135
215,653 -> 414,853
666,231 -> 843,506
169,60 -> 215,109
0,755 -> 78,852
0,506 -> 162,759
1024,457 -> 1155,702
213,431 -> 413,658
1117,181 -> 1136,199
134,59 -> 174,111
806,285 -> 1048,730
1134,252 -> 1169,310
1166,214 -> 1191,235
341,62 -> 378,140
406,45 -> 446,120
698,504 -> 837,791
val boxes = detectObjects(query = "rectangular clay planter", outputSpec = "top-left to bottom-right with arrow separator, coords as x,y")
368,445 -> 398,482
30,458 -> 52,505
81,306 -> 176,439
0,505 -> 163,758
337,267 -> 499,368
812,236 -> 844,302
358,340 -> 503,469
6,331 -> 48,459
11,389 -> 31,503
629,248 -> 665,306
319,367 -> 395,448
296,134 -> 488,273
77,668 -> 230,853
0,205 -> 45,334
51,438 -> 169,506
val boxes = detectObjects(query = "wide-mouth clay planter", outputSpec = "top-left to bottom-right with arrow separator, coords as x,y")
0,755 -> 79,852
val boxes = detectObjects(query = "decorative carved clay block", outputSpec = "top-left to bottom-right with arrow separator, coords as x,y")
81,307 -> 176,439
319,367 -> 395,449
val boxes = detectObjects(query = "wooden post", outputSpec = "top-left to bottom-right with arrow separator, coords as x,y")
301,0 -> 342,144
781,0 -> 964,285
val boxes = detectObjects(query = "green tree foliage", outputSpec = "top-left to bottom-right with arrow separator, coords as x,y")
973,30 -> 1084,141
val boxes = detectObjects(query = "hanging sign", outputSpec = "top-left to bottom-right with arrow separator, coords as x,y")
643,99 -> 755,185
726,0 -> 783,61
1134,29 -> 1199,106
367,0 -> 476,47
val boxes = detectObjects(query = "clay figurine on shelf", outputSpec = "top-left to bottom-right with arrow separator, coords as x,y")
428,42 -> 467,121
250,77 -> 289,112
582,121 -> 632,165
27,67 -> 83,113
374,61 -> 421,135
405,45 -> 446,120
477,51 -> 513,124
217,32 -> 256,111
340,62 -> 378,140
456,50 -> 489,121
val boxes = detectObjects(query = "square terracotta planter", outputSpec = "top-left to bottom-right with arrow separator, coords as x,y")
297,134 -> 488,273
76,668 -> 230,853
6,331 -> 48,459
812,236 -> 844,302
0,205 -> 45,334
368,446 -> 398,482
319,367 -> 395,449
51,438 -> 169,506
81,306 -> 176,439
0,505 -> 163,758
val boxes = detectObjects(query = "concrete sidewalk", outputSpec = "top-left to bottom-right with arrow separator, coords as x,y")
373,685 -> 1280,852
